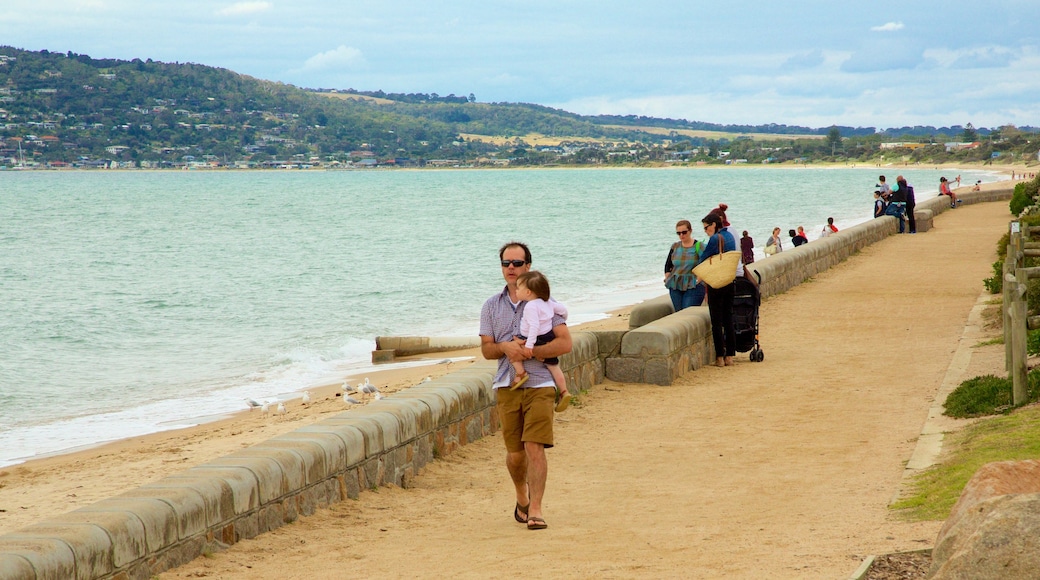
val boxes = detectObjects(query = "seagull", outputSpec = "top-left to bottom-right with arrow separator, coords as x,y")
245,398 -> 263,410
342,380 -> 357,394
374,392 -> 384,400
421,376 -> 432,383
301,391 -> 311,405
360,378 -> 379,396
276,402 -> 287,415
261,402 -> 270,416
344,396 -> 360,405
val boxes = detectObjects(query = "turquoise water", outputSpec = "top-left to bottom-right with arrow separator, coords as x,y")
0,167 -> 1002,466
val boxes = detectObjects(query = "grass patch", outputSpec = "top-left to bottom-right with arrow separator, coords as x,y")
892,403 -> 1040,521
973,337 -> 1003,347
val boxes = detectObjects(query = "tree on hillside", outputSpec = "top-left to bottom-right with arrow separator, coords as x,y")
827,126 -> 842,156
962,123 -> 978,142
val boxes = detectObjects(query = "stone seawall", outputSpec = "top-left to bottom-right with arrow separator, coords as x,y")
0,186 -> 1013,579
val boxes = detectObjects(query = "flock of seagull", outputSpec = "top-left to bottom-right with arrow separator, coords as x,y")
243,375 -> 434,418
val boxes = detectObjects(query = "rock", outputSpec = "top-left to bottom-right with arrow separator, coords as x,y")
930,460 -> 1040,579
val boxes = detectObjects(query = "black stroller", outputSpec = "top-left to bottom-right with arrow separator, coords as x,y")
732,272 -> 764,362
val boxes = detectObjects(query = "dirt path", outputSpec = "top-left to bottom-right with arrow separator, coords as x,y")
152,202 -> 1008,578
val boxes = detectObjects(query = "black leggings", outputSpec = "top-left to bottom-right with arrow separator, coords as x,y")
706,283 -> 736,357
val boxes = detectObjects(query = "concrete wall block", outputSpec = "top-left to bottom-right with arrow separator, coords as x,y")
203,456 -> 286,505
252,440 -> 327,487
643,357 -> 674,386
381,397 -> 430,436
464,415 -> 484,445
47,509 -> 147,568
0,537 -> 77,580
594,330 -> 625,357
410,386 -> 462,422
360,459 -> 381,491
414,435 -> 433,469
124,560 -> 152,580
181,466 -> 259,515
225,447 -> 305,497
232,512 -> 260,541
293,484 -> 322,517
621,325 -> 676,357
297,423 -> 366,466
0,553 -> 35,580
152,475 -> 235,529
343,468 -> 361,500
392,391 -> 446,428
366,401 -> 419,441
317,417 -> 381,459
150,535 -> 205,578
14,523 -> 112,580
343,415 -> 388,456
630,294 -> 673,328
381,449 -> 399,486
79,498 -> 176,555
256,503 -> 286,535
118,486 -> 208,541
605,356 -> 644,383
270,431 -> 349,476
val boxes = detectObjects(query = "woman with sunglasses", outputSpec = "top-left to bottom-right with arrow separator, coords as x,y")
664,219 -> 706,311
697,212 -> 737,367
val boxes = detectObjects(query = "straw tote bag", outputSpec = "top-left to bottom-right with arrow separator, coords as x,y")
693,234 -> 741,289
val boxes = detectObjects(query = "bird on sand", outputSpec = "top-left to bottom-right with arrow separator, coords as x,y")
276,402 -> 287,415
301,391 -> 311,405
261,402 -> 270,416
342,380 -> 357,394
344,395 -> 360,405
374,392 -> 384,400
245,398 -> 263,410
421,376 -> 432,383
360,378 -> 379,396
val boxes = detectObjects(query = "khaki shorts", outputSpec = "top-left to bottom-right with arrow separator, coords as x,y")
497,386 -> 554,452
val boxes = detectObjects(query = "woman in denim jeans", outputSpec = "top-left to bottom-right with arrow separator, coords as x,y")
664,219 -> 705,312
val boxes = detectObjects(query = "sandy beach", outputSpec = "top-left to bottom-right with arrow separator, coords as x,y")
0,178 -> 1022,578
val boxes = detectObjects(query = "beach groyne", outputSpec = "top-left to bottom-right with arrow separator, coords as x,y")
0,186 -> 1013,580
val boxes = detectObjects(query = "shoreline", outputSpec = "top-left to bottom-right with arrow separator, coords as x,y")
0,304 -> 633,535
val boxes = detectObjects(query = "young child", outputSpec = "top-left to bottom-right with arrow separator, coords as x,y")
511,271 -> 570,412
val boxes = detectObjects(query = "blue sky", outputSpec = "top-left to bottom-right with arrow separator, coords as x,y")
3,1 -> 1038,130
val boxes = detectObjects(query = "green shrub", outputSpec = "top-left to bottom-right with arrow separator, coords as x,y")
1010,182 -> 1032,216
945,375 -> 1013,417
945,369 -> 1040,418
984,259 -> 1004,294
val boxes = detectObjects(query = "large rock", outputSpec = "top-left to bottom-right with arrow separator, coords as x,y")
929,460 -> 1040,579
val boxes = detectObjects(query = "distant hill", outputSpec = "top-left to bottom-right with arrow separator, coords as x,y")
0,46 -> 1032,169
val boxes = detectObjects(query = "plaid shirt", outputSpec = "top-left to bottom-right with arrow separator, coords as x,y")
480,285 -> 566,389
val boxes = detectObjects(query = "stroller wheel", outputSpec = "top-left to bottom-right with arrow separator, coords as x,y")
755,350 -> 765,362
749,348 -> 758,362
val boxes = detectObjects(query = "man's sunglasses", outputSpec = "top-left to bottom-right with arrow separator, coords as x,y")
501,259 -> 527,267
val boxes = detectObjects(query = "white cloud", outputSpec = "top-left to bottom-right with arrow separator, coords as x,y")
216,2 -> 272,17
870,22 -> 904,32
300,45 -> 365,71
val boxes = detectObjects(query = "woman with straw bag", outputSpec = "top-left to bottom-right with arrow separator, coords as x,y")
694,212 -> 739,367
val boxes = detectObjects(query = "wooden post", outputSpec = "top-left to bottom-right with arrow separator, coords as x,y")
1005,244 -> 1013,372
1013,269 -> 1029,406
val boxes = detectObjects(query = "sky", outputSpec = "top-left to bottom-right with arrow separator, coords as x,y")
2,1 -> 1039,130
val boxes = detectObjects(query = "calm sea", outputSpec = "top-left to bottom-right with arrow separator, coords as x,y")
0,166 -> 1002,466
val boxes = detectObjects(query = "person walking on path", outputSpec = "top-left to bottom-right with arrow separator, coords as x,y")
480,241 -> 572,530
698,213 -> 737,367
664,219 -> 706,311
